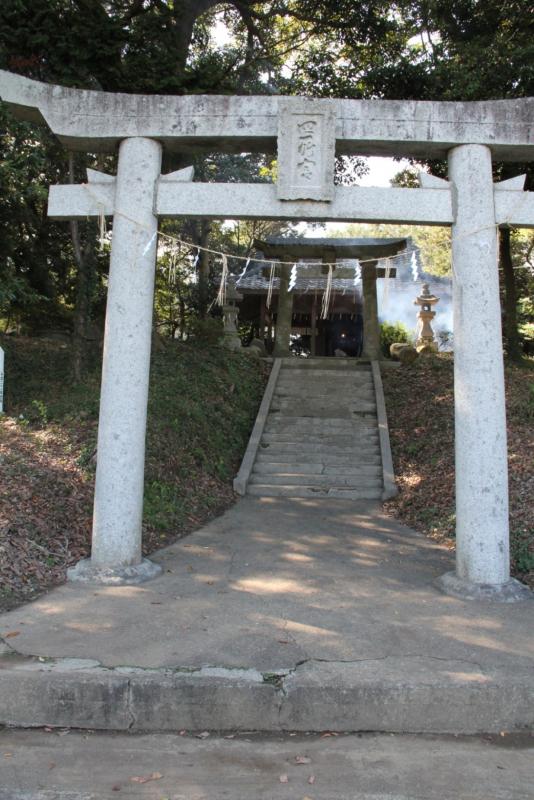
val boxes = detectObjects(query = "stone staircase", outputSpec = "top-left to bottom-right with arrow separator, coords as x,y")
240,358 -> 387,500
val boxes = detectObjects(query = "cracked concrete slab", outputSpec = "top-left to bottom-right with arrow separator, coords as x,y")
0,497 -> 533,733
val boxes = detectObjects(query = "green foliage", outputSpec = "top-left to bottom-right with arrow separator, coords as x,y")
2,334 -> 266,537
188,317 -> 223,346
508,379 -> 534,423
1,0 -> 532,346
512,534 -> 534,575
380,321 -> 411,358
143,340 -> 266,530
337,222 -> 452,277
28,399 -> 49,427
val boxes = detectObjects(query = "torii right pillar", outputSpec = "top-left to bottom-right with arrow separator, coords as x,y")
439,144 -> 529,601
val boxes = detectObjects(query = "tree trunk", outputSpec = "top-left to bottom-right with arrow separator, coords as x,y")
500,227 -> 522,362
69,154 -> 95,380
172,0 -> 223,79
197,220 -> 212,318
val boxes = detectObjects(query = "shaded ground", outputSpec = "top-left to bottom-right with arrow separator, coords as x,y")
1,729 -> 533,800
2,495 -> 532,672
1,496 -> 532,736
0,336 -> 266,610
382,353 -> 534,589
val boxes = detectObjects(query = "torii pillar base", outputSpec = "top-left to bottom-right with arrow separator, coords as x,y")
436,571 -> 531,603
67,557 -> 162,586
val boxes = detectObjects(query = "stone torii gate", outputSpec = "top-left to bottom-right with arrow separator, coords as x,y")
1,71 -> 533,601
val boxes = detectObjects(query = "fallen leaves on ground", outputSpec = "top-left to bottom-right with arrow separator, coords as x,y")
130,772 -> 163,784
0,337 -> 267,611
383,354 -> 534,589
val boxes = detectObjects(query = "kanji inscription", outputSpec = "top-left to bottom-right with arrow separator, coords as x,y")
277,98 -> 336,202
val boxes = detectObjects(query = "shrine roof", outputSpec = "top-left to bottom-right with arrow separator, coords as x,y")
254,236 -> 410,259
236,242 -> 427,294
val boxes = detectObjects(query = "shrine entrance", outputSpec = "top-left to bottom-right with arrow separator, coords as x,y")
236,235 -> 414,358
1,69 -> 533,600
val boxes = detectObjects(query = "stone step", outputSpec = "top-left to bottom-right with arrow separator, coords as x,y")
277,389 -> 374,397
249,474 -> 383,488
278,369 -> 372,377
265,414 -> 378,435
260,431 -> 380,452
270,410 -> 377,419
280,360 -> 371,371
272,402 -> 377,415
2,651 -> 532,735
269,406 -> 376,412
275,381 -> 374,390
247,484 -> 383,499
276,377 -> 373,386
279,366 -> 372,374
259,447 -> 380,459
261,434 -> 379,444
255,453 -> 382,466
277,380 -> 373,388
252,462 -> 383,476
261,433 -> 379,445
274,395 -> 374,405
241,353 -> 383,501
263,428 -> 379,440
274,396 -> 376,407
275,386 -> 374,397
263,432 -> 378,441
277,375 -> 372,384
265,419 -> 378,430
266,422 -> 378,428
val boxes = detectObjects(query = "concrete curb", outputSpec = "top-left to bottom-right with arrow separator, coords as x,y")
1,652 -> 533,734
371,361 -> 398,500
233,358 -> 281,495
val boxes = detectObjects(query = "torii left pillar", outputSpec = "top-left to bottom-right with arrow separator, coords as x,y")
68,137 -> 163,584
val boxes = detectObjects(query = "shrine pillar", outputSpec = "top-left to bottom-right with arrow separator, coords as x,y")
310,293 -> 318,357
68,137 -> 163,584
439,143 -> 528,601
273,259 -> 294,357
362,262 -> 381,360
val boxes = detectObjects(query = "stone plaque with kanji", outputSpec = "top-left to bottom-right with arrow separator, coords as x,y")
277,98 -> 336,202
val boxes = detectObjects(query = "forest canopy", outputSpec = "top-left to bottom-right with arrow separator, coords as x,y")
1,1 -> 533,364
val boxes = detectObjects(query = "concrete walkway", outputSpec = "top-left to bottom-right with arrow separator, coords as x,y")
1,729 -> 533,800
0,497 -> 533,733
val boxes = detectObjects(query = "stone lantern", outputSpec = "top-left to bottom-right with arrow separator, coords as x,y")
414,282 -> 439,352
222,275 -> 243,351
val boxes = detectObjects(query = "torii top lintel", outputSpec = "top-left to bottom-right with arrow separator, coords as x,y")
1,69 -> 534,161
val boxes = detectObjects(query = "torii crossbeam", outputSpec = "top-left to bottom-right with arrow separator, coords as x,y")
1,69 -> 533,601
